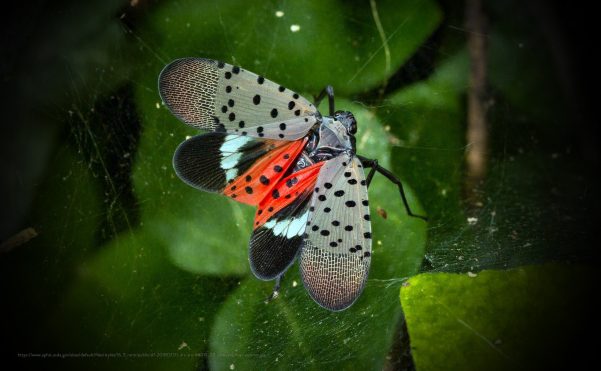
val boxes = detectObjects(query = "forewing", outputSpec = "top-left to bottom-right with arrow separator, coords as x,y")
159,58 -> 318,140
300,154 -> 372,311
174,133 -> 306,205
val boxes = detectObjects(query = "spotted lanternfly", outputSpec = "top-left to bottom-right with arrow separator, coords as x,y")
159,58 -> 427,311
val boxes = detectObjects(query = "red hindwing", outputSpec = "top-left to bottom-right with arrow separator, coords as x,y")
222,138 -> 308,205
253,161 -> 324,229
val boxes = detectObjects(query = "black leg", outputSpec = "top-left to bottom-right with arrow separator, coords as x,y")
265,274 -> 283,303
314,85 -> 335,116
364,160 -> 378,187
358,155 -> 428,222
358,156 -> 378,186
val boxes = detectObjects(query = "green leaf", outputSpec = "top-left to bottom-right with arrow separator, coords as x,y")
141,0 -> 441,95
48,229 -> 236,370
385,50 -> 468,210
209,99 -> 427,369
400,263 -> 594,371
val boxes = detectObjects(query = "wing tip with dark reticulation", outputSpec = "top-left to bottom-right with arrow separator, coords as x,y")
157,59 -> 176,104
159,58 -> 189,106
172,133 -> 227,193
248,227 -> 303,281
299,241 -> 370,311
159,58 -> 219,128
158,58 -> 215,99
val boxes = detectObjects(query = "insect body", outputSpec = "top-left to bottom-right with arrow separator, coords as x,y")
159,58 -> 426,311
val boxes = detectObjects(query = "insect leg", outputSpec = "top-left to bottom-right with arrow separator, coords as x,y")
357,155 -> 428,221
265,274 -> 283,302
358,157 -> 378,186
314,85 -> 335,116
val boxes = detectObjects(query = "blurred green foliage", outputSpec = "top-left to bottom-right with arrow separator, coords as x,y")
142,0 -> 441,95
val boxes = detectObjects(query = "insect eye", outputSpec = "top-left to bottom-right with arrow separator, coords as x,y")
349,120 -> 357,135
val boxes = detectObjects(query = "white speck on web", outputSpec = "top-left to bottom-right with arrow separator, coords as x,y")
230,364 -> 235,370
155,102 -> 160,109
467,217 -> 478,225
275,10 -> 284,18
292,280 -> 298,287
290,24 -> 300,32
185,135 -> 192,140
178,341 -> 188,350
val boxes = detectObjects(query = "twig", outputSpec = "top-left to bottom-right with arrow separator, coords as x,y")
464,0 -> 489,208
0,227 -> 38,253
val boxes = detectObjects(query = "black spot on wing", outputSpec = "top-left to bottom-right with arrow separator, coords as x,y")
249,192 -> 311,280
299,155 -> 372,310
